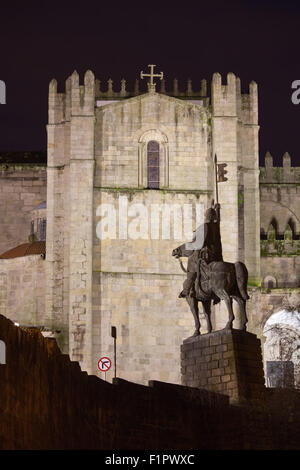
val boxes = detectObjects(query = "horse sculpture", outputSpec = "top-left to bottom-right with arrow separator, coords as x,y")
172,243 -> 250,336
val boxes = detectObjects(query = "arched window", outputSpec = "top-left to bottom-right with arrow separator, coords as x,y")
138,129 -> 169,189
147,141 -> 159,189
287,218 -> 296,239
38,218 -> 47,241
263,275 -> 277,289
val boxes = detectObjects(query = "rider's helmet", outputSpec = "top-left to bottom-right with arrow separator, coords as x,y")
204,207 -> 217,223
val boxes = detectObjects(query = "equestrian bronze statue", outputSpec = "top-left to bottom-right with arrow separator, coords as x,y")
172,156 -> 249,336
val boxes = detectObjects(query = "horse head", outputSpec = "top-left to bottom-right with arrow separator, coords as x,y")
172,246 -> 182,258
172,245 -> 188,273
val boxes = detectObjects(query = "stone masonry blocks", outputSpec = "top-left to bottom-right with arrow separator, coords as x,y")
181,328 -> 265,404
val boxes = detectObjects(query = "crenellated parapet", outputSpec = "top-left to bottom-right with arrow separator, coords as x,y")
48,78 -> 64,125
48,70 -> 95,125
49,70 -> 259,123
94,77 -> 208,101
48,71 -> 212,125
260,152 -> 300,269
211,72 -> 258,124
260,152 -> 300,183
261,221 -> 300,257
240,81 -> 258,125
211,72 -> 237,117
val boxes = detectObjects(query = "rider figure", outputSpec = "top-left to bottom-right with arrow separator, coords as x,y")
178,202 -> 223,298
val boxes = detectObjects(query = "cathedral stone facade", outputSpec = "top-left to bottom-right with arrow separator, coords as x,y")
45,69 -> 260,382
0,69 -> 299,386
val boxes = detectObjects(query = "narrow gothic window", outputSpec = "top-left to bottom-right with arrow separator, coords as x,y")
147,141 -> 159,189
38,218 -> 47,241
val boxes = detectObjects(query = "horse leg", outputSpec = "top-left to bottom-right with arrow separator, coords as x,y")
186,295 -> 200,336
223,293 -> 234,330
233,296 -> 248,331
202,300 -> 212,333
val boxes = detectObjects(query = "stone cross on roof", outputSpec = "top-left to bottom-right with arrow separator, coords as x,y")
140,64 -> 163,93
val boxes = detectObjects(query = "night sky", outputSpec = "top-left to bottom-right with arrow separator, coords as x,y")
1,0 -> 300,166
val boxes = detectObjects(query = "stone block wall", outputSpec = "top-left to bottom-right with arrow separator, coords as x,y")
1,314 -> 300,450
92,271 -> 190,384
259,152 -> 300,235
94,92 -> 211,191
93,189 -> 209,274
260,151 -> 300,184
211,73 -> 260,283
0,255 -> 46,326
92,188 -> 211,381
260,186 -> 300,235
46,71 -> 95,368
259,152 -> 300,289
181,329 -> 265,404
0,164 -> 46,255
261,256 -> 300,288
45,70 -> 261,378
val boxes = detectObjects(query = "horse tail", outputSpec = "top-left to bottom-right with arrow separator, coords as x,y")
234,262 -> 250,300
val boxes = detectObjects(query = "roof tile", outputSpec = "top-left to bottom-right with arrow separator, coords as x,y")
0,242 -> 46,259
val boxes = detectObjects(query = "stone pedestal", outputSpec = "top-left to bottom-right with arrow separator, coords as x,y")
181,329 -> 266,404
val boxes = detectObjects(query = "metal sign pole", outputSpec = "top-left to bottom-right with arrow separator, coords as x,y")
98,357 -> 112,380
114,338 -> 116,379
214,154 -> 219,205
111,326 -> 117,379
